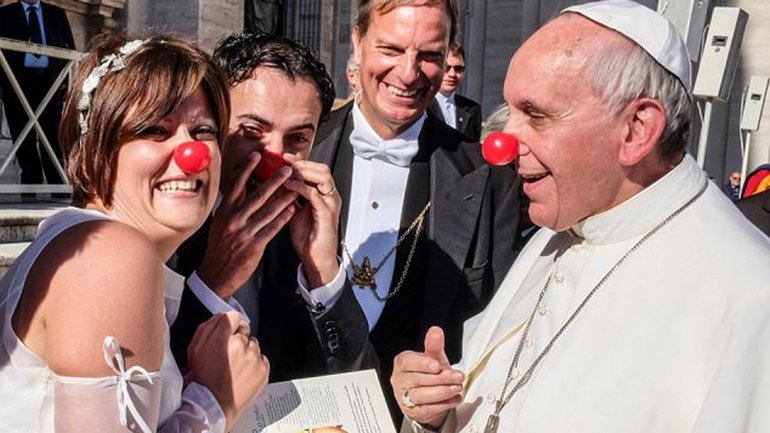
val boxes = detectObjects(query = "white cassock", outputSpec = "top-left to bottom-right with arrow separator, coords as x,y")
407,155 -> 770,433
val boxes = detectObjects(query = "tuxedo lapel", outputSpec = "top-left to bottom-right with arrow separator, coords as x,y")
14,2 -> 27,39
41,3 -> 56,43
311,103 -> 354,234
427,98 -> 445,123
427,129 -> 487,273
331,113 -> 355,235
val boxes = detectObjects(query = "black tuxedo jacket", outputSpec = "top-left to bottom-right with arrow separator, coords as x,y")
170,215 -> 378,383
314,101 -> 521,417
736,190 -> 770,236
0,1 -> 75,78
429,94 -> 483,141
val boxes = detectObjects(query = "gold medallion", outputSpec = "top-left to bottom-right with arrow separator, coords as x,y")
351,256 -> 376,288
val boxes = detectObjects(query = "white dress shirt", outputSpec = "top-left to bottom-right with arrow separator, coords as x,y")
435,92 -> 456,128
412,155 -> 770,433
342,102 -> 426,330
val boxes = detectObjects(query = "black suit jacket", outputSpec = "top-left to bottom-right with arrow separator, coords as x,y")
429,94 -> 483,141
736,190 -> 770,236
0,1 -> 75,79
313,101 -> 521,419
170,214 -> 378,383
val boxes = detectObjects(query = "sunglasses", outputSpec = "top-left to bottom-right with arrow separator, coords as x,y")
445,64 -> 466,73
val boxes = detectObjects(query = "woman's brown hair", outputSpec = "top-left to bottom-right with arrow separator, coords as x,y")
60,33 -> 230,207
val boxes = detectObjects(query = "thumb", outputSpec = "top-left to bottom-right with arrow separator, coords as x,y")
424,326 -> 450,367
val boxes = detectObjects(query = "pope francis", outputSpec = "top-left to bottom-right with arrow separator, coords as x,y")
390,1 -> 770,432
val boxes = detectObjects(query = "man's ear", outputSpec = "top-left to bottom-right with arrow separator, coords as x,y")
352,26 -> 363,67
618,98 -> 667,167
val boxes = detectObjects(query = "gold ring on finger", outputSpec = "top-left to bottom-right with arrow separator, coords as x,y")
318,184 -> 336,198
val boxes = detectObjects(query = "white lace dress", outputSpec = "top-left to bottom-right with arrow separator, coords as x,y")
0,207 -> 226,432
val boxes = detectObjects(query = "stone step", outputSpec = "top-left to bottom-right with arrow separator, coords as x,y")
0,201 -> 68,277
0,241 -> 28,279
0,201 -> 68,243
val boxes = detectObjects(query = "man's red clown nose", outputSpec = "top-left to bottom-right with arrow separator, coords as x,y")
174,141 -> 211,174
482,132 -> 519,166
254,151 -> 289,182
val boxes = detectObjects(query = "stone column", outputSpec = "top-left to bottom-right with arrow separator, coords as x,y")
124,0 -> 243,53
462,0 -> 487,108
319,0 -> 335,69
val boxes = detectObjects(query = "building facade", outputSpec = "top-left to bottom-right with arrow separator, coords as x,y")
10,0 -> 767,184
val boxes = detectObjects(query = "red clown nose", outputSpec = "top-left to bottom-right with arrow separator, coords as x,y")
482,132 -> 519,166
174,141 -> 211,174
254,151 -> 289,182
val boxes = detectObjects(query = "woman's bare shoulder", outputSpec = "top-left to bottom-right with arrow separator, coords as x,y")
30,219 -> 167,376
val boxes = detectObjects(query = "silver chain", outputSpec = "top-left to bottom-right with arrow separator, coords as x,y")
493,179 -> 709,416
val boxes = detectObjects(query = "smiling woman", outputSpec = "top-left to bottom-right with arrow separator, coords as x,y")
0,34 -> 268,433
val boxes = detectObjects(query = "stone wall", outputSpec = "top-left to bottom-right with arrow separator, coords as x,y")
20,0 -> 765,181
124,0 -> 242,53
458,0 -> 769,182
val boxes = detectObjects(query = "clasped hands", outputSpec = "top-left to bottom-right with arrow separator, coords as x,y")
198,151 -> 342,299
391,326 -> 465,430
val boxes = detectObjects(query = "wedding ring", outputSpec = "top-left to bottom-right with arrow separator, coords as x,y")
319,184 -> 336,197
402,388 -> 417,409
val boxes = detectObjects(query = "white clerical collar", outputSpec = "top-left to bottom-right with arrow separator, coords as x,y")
350,100 -> 426,166
571,155 -> 707,244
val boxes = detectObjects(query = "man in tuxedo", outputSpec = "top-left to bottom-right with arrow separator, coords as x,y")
312,0 -> 520,420
0,0 -> 74,186
737,189 -> 770,236
170,33 -> 377,382
430,43 -> 482,141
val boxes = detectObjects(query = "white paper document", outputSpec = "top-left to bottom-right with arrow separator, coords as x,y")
231,369 -> 396,433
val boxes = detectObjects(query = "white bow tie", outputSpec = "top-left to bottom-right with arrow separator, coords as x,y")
349,128 -> 419,167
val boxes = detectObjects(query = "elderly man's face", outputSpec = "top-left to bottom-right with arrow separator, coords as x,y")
352,4 -> 450,139
503,16 -> 629,232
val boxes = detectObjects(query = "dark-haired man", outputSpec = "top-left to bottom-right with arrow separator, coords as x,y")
170,33 -> 376,381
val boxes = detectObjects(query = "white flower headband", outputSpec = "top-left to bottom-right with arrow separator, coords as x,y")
77,39 -> 146,139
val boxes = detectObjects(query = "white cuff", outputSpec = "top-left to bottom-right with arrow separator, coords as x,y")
176,382 -> 227,433
187,272 -> 250,324
296,261 -> 346,312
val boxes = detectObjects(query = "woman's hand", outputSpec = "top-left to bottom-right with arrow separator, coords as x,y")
186,311 -> 270,430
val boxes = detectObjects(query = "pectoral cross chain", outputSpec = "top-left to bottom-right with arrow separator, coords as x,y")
484,413 -> 500,433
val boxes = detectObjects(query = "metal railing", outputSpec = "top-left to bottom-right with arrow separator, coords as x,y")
0,37 -> 85,194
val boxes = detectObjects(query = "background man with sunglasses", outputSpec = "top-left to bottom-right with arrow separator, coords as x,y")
430,43 -> 482,141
